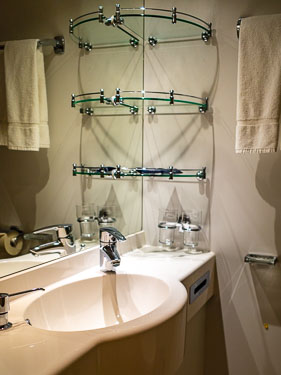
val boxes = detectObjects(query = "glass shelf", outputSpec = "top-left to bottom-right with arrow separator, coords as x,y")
71,89 -> 208,115
69,6 -> 212,50
72,164 -> 206,181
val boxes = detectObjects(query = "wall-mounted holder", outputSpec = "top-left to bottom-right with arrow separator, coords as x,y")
236,18 -> 242,38
244,253 -> 278,266
71,89 -> 208,115
69,5 -> 212,49
0,36 -> 65,54
72,164 -> 206,181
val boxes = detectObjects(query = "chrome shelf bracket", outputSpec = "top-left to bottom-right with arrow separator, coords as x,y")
69,19 -> 73,34
201,28 -> 212,42
100,89 -> 105,103
148,36 -> 158,46
170,90 -> 174,105
199,97 -> 208,113
98,6 -> 104,23
79,39 -> 93,51
130,38 -> 139,48
196,167 -> 206,180
147,106 -> 156,114
172,7 -> 177,24
80,107 -> 94,116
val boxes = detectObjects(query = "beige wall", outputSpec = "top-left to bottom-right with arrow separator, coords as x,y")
1,0 -> 281,374
0,0 -> 142,238
144,0 -> 281,374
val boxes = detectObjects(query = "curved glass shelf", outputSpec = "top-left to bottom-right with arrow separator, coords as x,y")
69,6 -> 212,50
72,164 -> 206,181
71,89 -> 208,115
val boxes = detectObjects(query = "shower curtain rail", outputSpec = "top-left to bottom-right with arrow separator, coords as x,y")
0,35 -> 65,54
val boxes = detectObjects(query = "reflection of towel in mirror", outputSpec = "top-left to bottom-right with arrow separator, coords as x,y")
0,39 -> 49,151
235,14 -> 281,153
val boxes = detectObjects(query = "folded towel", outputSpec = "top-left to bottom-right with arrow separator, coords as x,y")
236,14 -> 281,153
1,39 -> 49,151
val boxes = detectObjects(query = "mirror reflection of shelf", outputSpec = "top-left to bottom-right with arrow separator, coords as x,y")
72,164 -> 206,181
71,89 -> 208,115
69,5 -> 212,50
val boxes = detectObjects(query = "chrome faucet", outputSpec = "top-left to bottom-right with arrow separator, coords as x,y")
26,224 -> 76,256
0,288 -> 45,331
100,227 -> 126,271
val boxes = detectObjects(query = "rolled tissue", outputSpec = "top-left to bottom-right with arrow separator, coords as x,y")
0,230 -> 23,256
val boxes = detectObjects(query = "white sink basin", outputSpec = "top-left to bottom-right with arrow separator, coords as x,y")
24,273 -> 177,332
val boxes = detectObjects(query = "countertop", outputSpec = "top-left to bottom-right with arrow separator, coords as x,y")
0,235 -> 215,375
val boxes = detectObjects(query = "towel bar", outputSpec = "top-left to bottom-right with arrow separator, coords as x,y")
244,253 -> 278,266
0,36 -> 64,54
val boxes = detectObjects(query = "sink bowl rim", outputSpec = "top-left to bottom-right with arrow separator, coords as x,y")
19,271 -> 187,338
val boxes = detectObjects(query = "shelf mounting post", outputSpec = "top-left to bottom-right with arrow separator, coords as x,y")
172,7 -> 177,24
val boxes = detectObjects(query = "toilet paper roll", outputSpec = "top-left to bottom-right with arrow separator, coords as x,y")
0,230 -> 23,256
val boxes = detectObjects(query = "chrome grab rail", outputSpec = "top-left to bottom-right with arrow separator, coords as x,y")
244,253 -> 277,266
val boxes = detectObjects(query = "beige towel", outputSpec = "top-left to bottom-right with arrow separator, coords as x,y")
0,51 -> 8,146
1,39 -> 49,151
236,14 -> 281,153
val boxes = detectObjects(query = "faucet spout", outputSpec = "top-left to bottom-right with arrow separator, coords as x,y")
100,227 -> 126,271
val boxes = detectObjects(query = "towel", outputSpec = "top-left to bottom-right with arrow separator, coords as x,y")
235,14 -> 281,153
0,51 -> 8,146
0,39 -> 49,151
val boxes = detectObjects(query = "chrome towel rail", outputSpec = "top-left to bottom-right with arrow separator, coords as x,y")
244,253 -> 278,266
0,36 -> 65,54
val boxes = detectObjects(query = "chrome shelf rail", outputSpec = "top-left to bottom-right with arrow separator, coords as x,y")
71,89 -> 208,114
69,5 -> 212,49
72,164 -> 206,181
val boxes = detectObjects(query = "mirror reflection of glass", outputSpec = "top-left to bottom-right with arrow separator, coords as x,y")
76,203 -> 97,242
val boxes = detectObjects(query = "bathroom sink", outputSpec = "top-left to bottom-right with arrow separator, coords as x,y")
23,273 -> 181,332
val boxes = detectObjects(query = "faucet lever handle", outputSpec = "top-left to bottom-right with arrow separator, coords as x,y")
32,224 -> 73,239
100,227 -> 126,242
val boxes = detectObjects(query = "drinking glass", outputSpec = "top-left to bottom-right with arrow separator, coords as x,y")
76,203 -> 96,241
181,209 -> 202,254
158,208 -> 178,247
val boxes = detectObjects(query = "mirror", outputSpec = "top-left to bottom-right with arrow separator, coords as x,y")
0,1 -> 215,278
0,0 -> 144,278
